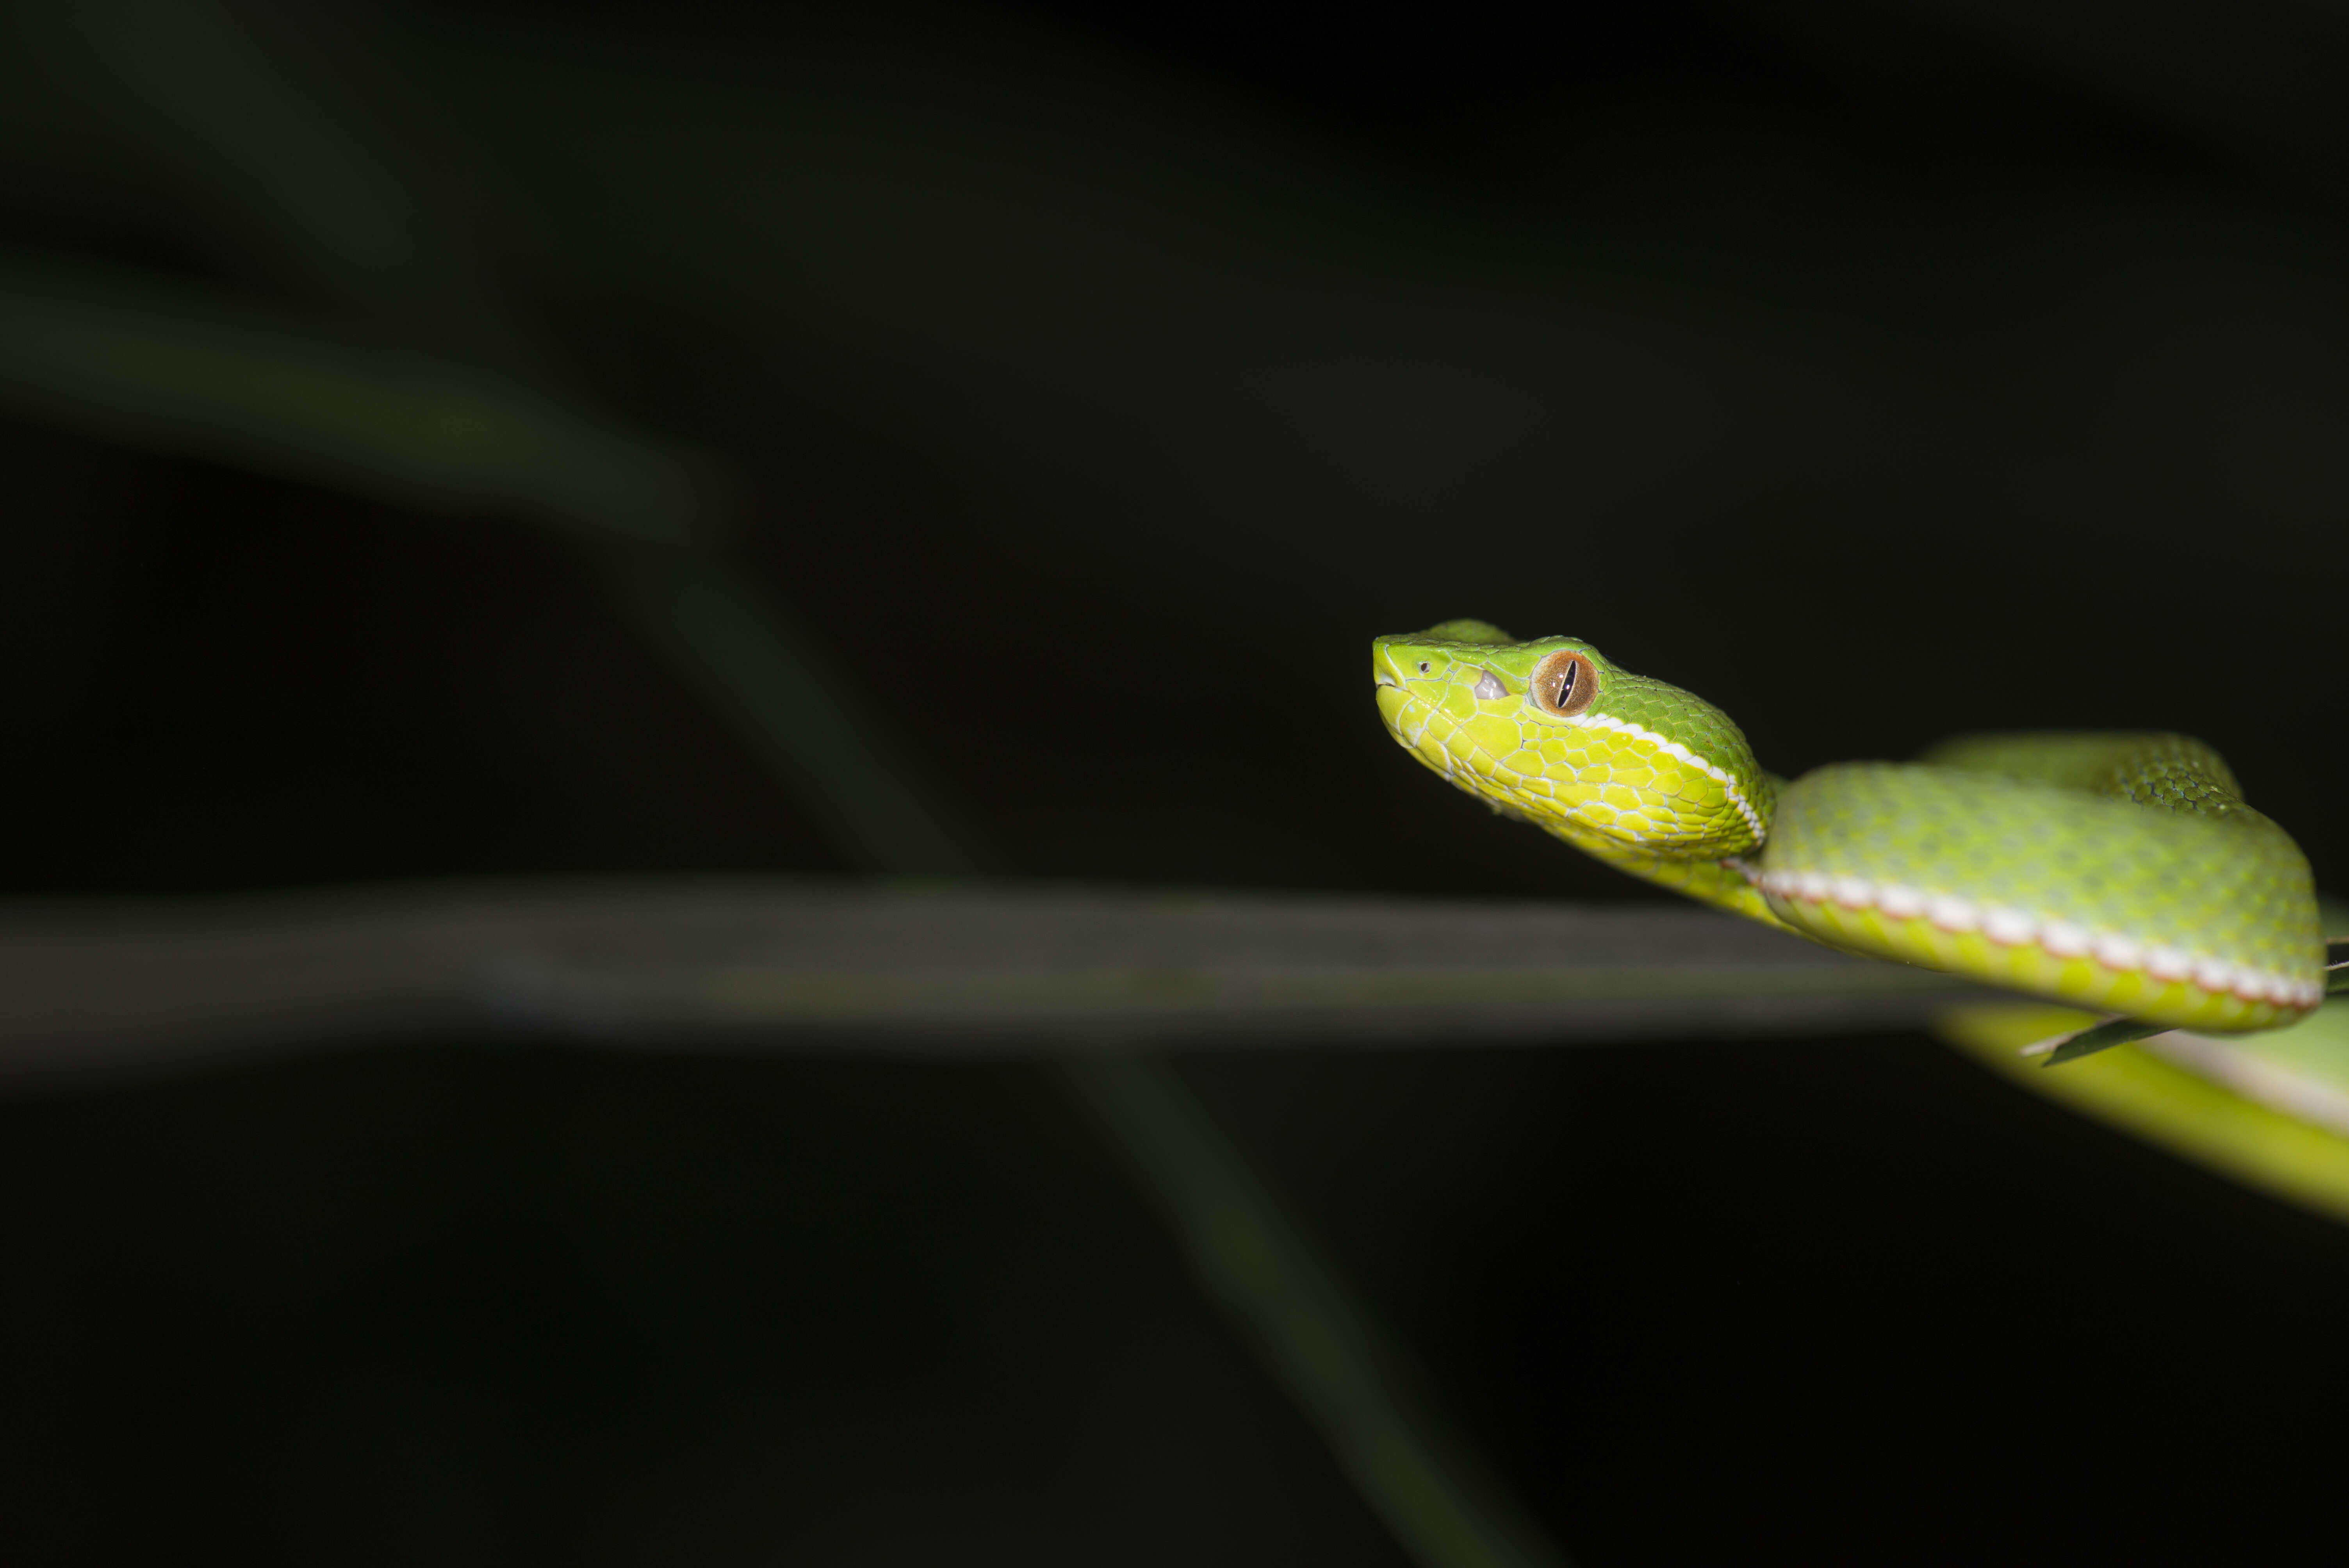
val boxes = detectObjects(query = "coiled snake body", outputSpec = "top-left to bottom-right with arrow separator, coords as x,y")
1372,621 -> 2326,1036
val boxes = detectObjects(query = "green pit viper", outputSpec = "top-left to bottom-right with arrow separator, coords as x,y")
1372,620 -> 2329,1046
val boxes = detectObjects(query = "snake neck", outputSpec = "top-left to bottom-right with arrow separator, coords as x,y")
1530,814 -> 1791,930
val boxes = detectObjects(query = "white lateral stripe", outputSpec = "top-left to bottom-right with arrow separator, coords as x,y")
1563,713 -> 1767,843
1747,866 -> 2324,1010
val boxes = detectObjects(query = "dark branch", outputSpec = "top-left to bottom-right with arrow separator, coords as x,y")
0,877 -> 1984,1091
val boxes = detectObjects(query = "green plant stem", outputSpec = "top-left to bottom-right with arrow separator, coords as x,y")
589,544 -> 976,875
1064,1052 -> 1566,1568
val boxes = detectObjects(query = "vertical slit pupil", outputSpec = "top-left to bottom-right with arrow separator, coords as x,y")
1554,662 -> 1577,708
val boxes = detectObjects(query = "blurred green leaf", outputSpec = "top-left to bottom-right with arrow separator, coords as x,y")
28,0 -> 414,294
0,247 -> 726,542
1066,1051 -> 1568,1568
590,547 -> 978,874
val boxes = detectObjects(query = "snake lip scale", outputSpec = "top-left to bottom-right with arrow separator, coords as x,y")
1553,712 -> 1768,844
1371,622 -> 2328,1036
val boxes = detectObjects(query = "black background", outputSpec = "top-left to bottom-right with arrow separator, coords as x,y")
2,2 -> 2345,1561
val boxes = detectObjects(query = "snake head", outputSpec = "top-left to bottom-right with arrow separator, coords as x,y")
1371,624 -> 1773,860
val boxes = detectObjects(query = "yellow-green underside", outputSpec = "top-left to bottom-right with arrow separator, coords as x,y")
1940,1000 -> 2349,1224
1771,896 -> 2303,1032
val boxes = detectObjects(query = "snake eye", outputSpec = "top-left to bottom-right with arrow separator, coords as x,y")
1531,650 -> 1597,718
